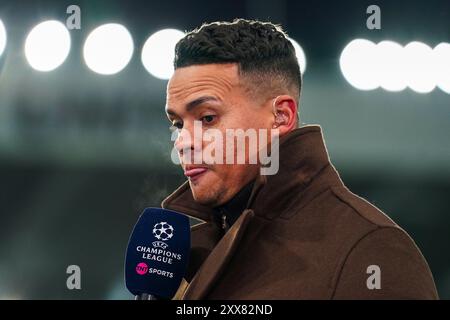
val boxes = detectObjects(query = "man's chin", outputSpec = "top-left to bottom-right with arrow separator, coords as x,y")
191,191 -> 219,207
190,180 -> 221,206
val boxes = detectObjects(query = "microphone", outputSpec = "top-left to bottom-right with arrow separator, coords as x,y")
125,207 -> 191,300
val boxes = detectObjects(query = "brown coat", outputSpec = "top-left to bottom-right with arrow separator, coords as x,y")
162,125 -> 439,299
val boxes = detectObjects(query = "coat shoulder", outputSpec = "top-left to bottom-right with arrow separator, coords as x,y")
329,185 -> 398,229
320,186 -> 438,299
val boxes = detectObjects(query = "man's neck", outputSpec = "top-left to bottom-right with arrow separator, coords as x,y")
213,180 -> 255,232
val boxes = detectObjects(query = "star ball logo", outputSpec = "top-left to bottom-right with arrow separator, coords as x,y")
153,221 -> 174,241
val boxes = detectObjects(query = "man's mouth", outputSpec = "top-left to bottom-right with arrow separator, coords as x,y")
184,166 -> 209,182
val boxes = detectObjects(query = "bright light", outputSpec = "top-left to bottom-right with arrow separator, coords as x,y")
83,23 -> 134,75
339,39 -> 447,94
288,38 -> 307,74
433,42 -> 450,94
0,19 -> 6,57
141,29 -> 185,80
340,39 -> 379,90
24,20 -> 71,72
403,41 -> 436,93
377,41 -> 407,92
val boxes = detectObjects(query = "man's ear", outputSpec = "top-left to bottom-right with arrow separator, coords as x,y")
271,95 -> 298,136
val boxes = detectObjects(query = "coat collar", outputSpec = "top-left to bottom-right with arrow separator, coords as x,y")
181,209 -> 255,299
161,124 -> 336,222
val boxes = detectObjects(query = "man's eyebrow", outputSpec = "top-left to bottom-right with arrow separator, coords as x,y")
186,96 -> 220,111
166,95 -> 220,116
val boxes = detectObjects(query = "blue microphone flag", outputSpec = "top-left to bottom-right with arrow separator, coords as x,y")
125,207 -> 191,299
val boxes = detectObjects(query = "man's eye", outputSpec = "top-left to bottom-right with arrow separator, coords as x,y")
201,115 -> 216,124
169,121 -> 183,131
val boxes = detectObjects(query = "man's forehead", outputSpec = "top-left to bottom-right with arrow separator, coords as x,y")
167,63 -> 240,103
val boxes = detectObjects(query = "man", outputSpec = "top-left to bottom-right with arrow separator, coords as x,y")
162,19 -> 438,299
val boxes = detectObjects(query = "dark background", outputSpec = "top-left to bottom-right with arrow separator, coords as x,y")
0,0 -> 449,299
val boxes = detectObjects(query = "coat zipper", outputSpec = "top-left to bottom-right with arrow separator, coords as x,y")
219,208 -> 229,232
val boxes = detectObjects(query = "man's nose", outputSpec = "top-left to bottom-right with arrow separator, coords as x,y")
174,124 -> 201,156
175,129 -> 193,156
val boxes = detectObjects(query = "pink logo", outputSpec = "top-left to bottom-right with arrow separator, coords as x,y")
136,262 -> 148,275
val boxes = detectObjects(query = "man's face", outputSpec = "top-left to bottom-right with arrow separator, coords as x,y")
166,63 -> 274,207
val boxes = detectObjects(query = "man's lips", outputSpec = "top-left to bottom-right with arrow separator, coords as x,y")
184,167 -> 208,178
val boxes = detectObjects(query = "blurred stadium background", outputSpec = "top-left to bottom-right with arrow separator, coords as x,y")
0,0 -> 449,299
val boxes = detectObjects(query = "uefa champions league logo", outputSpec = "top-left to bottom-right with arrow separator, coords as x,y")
152,222 -> 174,249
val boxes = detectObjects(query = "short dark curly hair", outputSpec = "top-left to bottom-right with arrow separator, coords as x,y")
174,19 -> 302,105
